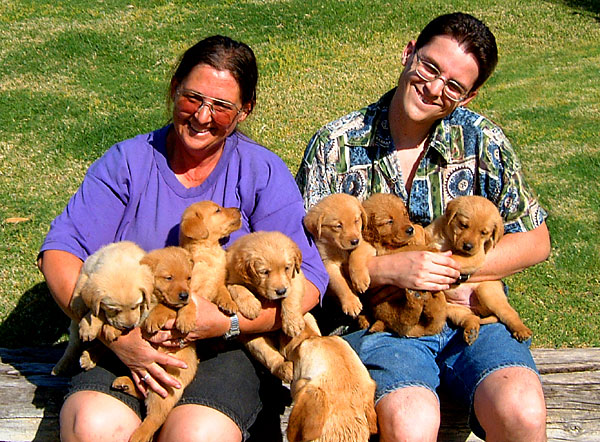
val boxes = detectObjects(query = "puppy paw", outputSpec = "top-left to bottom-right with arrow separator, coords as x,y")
369,320 -> 386,333
79,350 -> 97,371
463,327 -> 480,345
274,361 -> 294,383
341,295 -> 363,318
102,324 -> 122,342
228,285 -> 262,319
175,304 -> 197,334
357,314 -> 371,330
214,287 -> 239,315
350,268 -> 371,294
512,326 -> 533,342
282,314 -> 305,337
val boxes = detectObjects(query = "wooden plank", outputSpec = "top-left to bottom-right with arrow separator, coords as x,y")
1,347 -> 600,442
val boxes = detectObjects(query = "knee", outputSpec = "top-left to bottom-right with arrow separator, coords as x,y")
60,391 -> 140,442
475,368 -> 547,441
158,404 -> 242,442
376,387 -> 440,442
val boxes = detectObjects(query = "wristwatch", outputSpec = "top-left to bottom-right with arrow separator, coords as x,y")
223,313 -> 240,340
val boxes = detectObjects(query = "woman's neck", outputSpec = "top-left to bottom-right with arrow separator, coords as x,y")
167,129 -> 225,188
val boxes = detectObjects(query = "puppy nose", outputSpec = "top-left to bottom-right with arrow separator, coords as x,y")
179,292 -> 189,302
350,238 -> 359,246
463,243 -> 473,252
276,288 -> 287,297
406,226 -> 414,235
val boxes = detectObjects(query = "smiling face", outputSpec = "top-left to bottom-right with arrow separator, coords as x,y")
170,64 -> 249,161
395,35 -> 480,131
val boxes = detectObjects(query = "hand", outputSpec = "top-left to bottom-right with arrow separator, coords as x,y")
106,327 -> 187,398
444,283 -> 477,307
369,250 -> 461,291
146,297 -> 230,348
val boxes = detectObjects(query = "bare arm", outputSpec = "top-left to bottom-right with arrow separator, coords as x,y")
37,249 -> 83,320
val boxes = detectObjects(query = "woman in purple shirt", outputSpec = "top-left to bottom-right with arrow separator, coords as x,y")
38,36 -> 327,441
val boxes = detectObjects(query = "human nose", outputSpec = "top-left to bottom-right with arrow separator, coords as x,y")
193,101 -> 213,122
424,76 -> 447,97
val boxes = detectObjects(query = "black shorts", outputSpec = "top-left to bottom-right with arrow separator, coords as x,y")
66,340 -> 289,441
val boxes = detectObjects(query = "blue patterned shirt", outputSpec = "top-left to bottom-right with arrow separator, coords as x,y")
296,89 -> 547,233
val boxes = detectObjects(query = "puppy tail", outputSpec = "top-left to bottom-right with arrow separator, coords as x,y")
287,385 -> 329,442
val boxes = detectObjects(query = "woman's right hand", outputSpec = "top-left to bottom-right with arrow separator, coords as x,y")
105,327 -> 188,398
367,250 -> 461,291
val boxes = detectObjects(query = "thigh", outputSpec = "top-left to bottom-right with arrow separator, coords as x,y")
158,404 -> 242,442
178,342 -> 266,440
343,329 -> 443,402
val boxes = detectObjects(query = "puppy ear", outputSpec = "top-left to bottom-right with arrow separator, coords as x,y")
361,212 -> 378,244
303,209 -> 323,239
485,215 -> 505,253
360,203 -> 368,232
140,267 -> 155,310
365,400 -> 378,435
287,385 -> 328,442
292,243 -> 303,277
140,253 -> 158,272
180,212 -> 209,242
444,199 -> 459,226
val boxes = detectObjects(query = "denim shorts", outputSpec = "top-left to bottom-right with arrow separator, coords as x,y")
343,322 -> 539,438
66,340 -> 288,441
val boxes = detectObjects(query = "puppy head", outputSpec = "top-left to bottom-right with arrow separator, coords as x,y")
179,200 -> 242,246
362,193 -> 417,248
229,231 -> 302,301
141,246 -> 194,309
304,194 -> 367,251
81,267 -> 154,331
442,196 -> 504,255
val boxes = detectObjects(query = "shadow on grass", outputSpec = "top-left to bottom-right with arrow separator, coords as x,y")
0,282 -> 69,348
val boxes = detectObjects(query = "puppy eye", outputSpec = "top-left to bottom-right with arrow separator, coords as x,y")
164,275 -> 173,281
260,269 -> 270,276
459,222 -> 468,229
481,230 -> 489,236
215,207 -> 222,213
386,219 -> 394,225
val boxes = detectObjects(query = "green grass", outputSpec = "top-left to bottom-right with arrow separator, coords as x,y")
1,0 -> 599,348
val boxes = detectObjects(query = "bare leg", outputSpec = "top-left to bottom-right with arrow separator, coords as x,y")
376,386 -> 440,442
474,366 -> 547,441
60,390 -> 140,442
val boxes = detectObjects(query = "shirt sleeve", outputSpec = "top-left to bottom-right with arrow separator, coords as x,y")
479,121 -> 548,233
295,128 -> 337,210
39,144 -> 131,261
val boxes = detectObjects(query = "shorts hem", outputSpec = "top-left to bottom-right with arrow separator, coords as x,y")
375,381 -> 440,406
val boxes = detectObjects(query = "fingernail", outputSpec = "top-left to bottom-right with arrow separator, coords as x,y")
175,383 -> 182,389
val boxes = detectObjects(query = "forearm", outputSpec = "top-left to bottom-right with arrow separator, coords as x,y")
37,249 -> 83,320
469,222 -> 551,282
238,279 -> 320,334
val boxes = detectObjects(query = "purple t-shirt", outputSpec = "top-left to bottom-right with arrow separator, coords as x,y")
40,125 -> 328,296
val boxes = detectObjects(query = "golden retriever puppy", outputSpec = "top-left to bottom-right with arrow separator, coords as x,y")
112,246 -> 197,442
179,200 -> 242,314
52,241 -> 154,375
304,193 -> 370,318
286,333 -> 378,442
425,195 -> 532,343
226,231 -> 306,382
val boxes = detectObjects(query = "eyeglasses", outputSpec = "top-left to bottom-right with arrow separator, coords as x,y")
175,88 -> 242,126
414,52 -> 470,102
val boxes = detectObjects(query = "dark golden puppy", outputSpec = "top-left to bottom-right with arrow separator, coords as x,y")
179,200 -> 242,314
112,246 -> 197,442
287,325 -> 378,442
52,241 -> 154,375
226,231 -> 306,382
361,193 -> 427,252
426,195 -> 532,343
304,193 -> 370,317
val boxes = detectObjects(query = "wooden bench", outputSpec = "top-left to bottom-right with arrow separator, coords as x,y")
1,346 -> 599,441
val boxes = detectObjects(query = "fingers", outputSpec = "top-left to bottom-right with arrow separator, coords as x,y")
155,350 -> 188,370
133,362 -> 181,398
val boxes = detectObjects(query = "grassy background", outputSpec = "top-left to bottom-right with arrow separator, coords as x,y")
1,0 -> 598,348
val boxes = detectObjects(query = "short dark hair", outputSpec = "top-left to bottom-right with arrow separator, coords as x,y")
415,12 -> 498,91
169,35 -> 258,112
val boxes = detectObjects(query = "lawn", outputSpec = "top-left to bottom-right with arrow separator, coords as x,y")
1,0 -> 598,348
